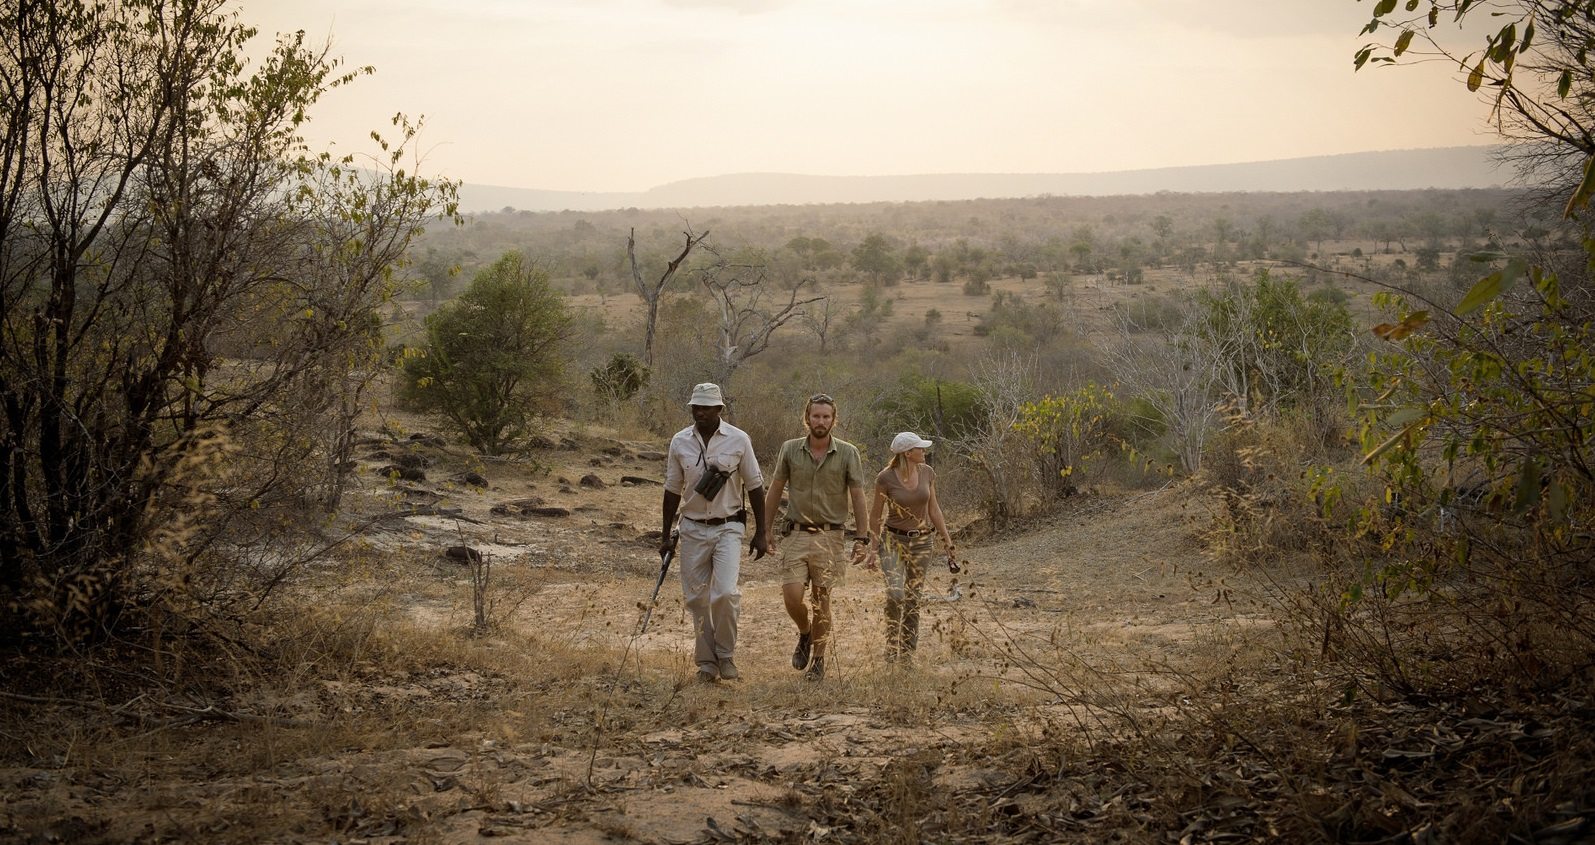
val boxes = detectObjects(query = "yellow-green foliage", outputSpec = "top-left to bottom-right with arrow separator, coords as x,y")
1013,383 -> 1118,495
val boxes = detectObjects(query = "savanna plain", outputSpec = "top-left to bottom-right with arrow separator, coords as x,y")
5,188 -> 1593,844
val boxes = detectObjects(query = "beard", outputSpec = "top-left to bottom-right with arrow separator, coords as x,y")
807,423 -> 831,438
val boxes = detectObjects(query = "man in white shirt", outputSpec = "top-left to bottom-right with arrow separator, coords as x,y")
662,383 -> 770,682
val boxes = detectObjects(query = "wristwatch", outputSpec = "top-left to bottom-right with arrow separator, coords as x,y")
851,534 -> 871,544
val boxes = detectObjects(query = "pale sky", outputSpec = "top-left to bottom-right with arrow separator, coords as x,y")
243,0 -> 1498,193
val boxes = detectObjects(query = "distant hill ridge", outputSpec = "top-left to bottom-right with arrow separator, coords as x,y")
458,145 -> 1507,214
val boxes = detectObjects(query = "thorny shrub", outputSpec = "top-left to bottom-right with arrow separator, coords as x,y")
1198,409 -> 1352,568
1308,250 -> 1595,697
0,1 -> 455,647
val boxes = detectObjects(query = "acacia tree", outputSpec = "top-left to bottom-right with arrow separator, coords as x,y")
0,0 -> 456,642
401,252 -> 570,455
850,232 -> 902,284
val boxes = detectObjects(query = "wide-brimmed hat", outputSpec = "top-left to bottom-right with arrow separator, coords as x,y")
890,431 -> 933,453
688,383 -> 725,407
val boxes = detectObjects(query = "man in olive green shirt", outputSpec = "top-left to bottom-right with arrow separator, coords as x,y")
762,393 -> 874,681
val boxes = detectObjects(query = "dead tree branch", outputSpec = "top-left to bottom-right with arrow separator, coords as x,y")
628,226 -> 709,367
696,257 -> 823,399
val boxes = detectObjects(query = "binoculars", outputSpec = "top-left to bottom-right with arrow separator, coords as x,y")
694,464 -> 731,499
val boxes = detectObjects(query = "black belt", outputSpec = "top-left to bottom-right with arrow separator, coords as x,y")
794,522 -> 844,532
685,512 -> 744,526
887,527 -> 928,537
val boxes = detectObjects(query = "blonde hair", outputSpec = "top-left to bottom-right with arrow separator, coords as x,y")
802,393 -> 838,428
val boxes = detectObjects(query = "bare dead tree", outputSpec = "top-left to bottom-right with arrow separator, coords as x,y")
694,254 -> 823,402
628,226 -> 709,367
950,352 -> 1039,527
1101,313 -> 1226,475
802,294 -> 840,352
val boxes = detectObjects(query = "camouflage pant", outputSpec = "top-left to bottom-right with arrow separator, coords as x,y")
879,531 -> 934,659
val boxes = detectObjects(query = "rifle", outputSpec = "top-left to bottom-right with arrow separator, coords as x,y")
638,531 -> 679,635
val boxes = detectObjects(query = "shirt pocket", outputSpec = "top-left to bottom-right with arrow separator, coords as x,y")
823,469 -> 848,497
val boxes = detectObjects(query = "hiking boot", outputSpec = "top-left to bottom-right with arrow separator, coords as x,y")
791,631 -> 813,670
804,656 -> 826,682
696,664 -> 719,683
718,658 -> 739,680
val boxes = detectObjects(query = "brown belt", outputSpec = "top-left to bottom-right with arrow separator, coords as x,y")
794,522 -> 844,533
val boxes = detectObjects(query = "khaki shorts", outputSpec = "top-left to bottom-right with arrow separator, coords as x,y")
780,529 -> 848,589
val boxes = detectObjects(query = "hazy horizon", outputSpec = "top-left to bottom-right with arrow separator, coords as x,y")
446,145 -> 1507,213
470,143 -> 1505,194
241,1 -> 1499,196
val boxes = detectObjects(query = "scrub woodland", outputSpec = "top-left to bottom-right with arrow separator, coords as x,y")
2,1 -> 1592,842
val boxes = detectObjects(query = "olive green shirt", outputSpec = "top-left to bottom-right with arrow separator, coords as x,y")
770,436 -> 866,527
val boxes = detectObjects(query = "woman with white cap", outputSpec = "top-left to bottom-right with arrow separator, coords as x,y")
867,431 -> 956,664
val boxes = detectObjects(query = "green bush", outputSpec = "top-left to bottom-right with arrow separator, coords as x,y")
873,375 -> 986,442
1113,294 -> 1184,333
401,252 -> 570,455
1114,393 -> 1168,449
1194,270 -> 1354,418
0,0 -> 454,644
590,352 -> 650,403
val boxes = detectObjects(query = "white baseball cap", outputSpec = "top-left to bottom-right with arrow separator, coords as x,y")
688,383 -> 725,406
890,431 -> 933,453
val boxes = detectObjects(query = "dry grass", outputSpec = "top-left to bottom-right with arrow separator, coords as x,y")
5,394 -> 1593,843
7,544 -> 1592,844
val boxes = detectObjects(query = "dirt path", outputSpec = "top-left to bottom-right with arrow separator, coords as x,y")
0,432 -> 1281,844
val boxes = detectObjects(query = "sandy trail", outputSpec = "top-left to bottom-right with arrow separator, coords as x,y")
0,431 -> 1281,844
